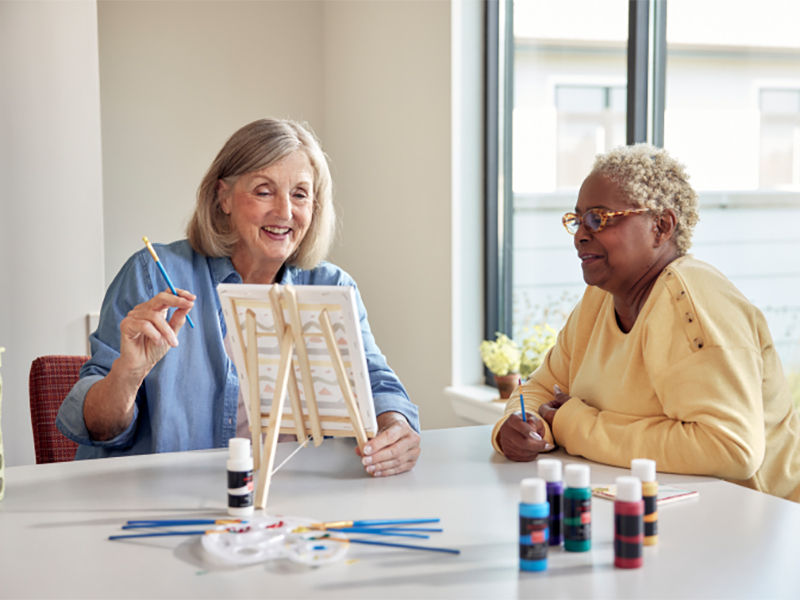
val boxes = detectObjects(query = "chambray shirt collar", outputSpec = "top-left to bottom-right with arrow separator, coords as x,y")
277,264 -> 301,284
208,256 -> 303,286
208,255 -> 241,285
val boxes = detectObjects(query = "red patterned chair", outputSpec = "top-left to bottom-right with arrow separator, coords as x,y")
29,355 -> 89,463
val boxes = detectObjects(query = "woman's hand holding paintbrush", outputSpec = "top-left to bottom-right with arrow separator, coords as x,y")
82,238 -> 195,441
495,382 -> 555,462
115,238 -> 196,380
116,287 -> 196,377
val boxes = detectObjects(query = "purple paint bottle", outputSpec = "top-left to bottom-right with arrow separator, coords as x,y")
537,458 -> 563,546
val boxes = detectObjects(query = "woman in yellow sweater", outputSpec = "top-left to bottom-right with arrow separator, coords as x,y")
493,144 -> 800,502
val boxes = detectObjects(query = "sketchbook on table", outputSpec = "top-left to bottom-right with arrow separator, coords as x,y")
219,283 -> 377,508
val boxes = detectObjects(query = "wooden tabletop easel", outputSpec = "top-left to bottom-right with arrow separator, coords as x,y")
239,285 -> 372,510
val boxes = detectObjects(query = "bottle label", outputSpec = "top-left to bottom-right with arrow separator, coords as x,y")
228,469 -> 254,494
614,512 -> 643,559
564,496 -> 591,541
643,494 -> 658,537
519,515 -> 549,560
228,491 -> 254,508
546,484 -> 564,544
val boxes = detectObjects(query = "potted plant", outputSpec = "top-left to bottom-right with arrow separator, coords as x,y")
480,326 -> 557,399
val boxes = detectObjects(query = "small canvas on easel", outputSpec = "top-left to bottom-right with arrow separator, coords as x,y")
218,283 -> 378,508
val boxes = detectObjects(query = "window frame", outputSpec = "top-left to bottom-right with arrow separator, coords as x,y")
484,0 -> 514,355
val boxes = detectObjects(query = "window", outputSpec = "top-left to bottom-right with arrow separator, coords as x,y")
488,0 -> 800,384
555,84 -> 626,188
760,88 -> 800,188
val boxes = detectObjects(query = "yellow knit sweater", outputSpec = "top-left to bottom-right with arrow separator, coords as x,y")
492,255 -> 800,502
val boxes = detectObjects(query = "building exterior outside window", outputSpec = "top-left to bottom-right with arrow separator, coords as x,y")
507,0 -> 800,384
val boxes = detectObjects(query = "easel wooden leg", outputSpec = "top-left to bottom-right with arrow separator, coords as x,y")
286,363 -> 308,441
245,310 -> 262,472
267,286 -> 309,442
318,308 -> 370,451
255,325 -> 294,510
283,286 -> 324,446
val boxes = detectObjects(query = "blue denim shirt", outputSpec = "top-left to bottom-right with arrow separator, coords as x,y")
57,240 -> 419,459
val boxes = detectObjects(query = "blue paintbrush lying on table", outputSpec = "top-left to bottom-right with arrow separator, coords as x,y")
110,517 -> 459,554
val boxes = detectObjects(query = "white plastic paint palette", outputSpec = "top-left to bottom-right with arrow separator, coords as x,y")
200,515 -> 348,567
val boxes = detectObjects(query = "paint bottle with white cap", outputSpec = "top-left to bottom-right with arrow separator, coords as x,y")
564,463 -> 591,552
227,437 -> 254,517
519,477 -> 549,571
537,458 -> 564,546
631,458 -> 658,545
614,475 -> 644,569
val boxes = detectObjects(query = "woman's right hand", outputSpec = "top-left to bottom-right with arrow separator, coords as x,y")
84,288 -> 195,441
497,413 -> 554,462
116,288 -> 195,380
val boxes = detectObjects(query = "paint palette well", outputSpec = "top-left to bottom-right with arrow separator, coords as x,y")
200,515 -> 348,567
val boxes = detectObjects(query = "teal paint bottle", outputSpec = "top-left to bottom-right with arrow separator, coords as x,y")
563,464 -> 591,552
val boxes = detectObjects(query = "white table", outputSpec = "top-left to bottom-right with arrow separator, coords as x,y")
2,425 -> 799,599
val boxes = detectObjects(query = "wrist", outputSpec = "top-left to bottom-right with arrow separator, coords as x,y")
109,356 -> 148,393
377,411 -> 409,430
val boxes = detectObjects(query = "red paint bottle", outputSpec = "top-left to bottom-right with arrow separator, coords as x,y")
614,475 -> 644,569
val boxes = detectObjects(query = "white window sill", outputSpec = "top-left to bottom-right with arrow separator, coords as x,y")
445,384 -> 507,425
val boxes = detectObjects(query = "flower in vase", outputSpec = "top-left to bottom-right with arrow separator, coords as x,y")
479,333 -> 521,376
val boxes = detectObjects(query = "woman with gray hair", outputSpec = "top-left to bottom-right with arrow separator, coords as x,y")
58,118 -> 420,477
493,144 -> 800,502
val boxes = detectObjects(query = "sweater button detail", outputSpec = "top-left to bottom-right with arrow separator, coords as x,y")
693,337 -> 704,349
685,312 -> 694,323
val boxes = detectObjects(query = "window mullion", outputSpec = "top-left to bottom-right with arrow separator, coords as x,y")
627,0 -> 649,144
651,0 -> 668,147
484,0 -> 514,349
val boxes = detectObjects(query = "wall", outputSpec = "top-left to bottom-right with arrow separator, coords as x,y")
1,0 -> 482,466
0,0 -> 105,466
321,0 -> 458,428
98,0 -> 325,282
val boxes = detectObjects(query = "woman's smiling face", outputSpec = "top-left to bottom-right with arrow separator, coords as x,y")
573,172 -> 659,297
219,150 -> 314,283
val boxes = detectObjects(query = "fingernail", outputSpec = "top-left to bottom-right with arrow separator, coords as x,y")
529,431 -> 542,441
362,456 -> 373,465
366,465 -> 375,474
554,384 -> 562,394
544,443 -> 554,451
363,445 -> 372,455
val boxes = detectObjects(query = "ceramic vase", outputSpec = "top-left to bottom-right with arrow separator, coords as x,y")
494,373 -> 518,400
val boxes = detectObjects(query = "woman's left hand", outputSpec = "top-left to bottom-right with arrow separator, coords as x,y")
356,411 -> 420,477
538,384 -> 571,427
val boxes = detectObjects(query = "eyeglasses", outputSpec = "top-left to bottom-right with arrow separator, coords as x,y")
562,207 -> 651,235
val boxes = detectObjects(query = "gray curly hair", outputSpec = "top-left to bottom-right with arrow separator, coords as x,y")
591,144 -> 699,254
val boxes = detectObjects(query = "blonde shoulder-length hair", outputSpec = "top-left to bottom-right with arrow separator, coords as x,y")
187,118 -> 335,270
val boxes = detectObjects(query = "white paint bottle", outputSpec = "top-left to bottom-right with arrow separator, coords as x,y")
227,437 -> 254,516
